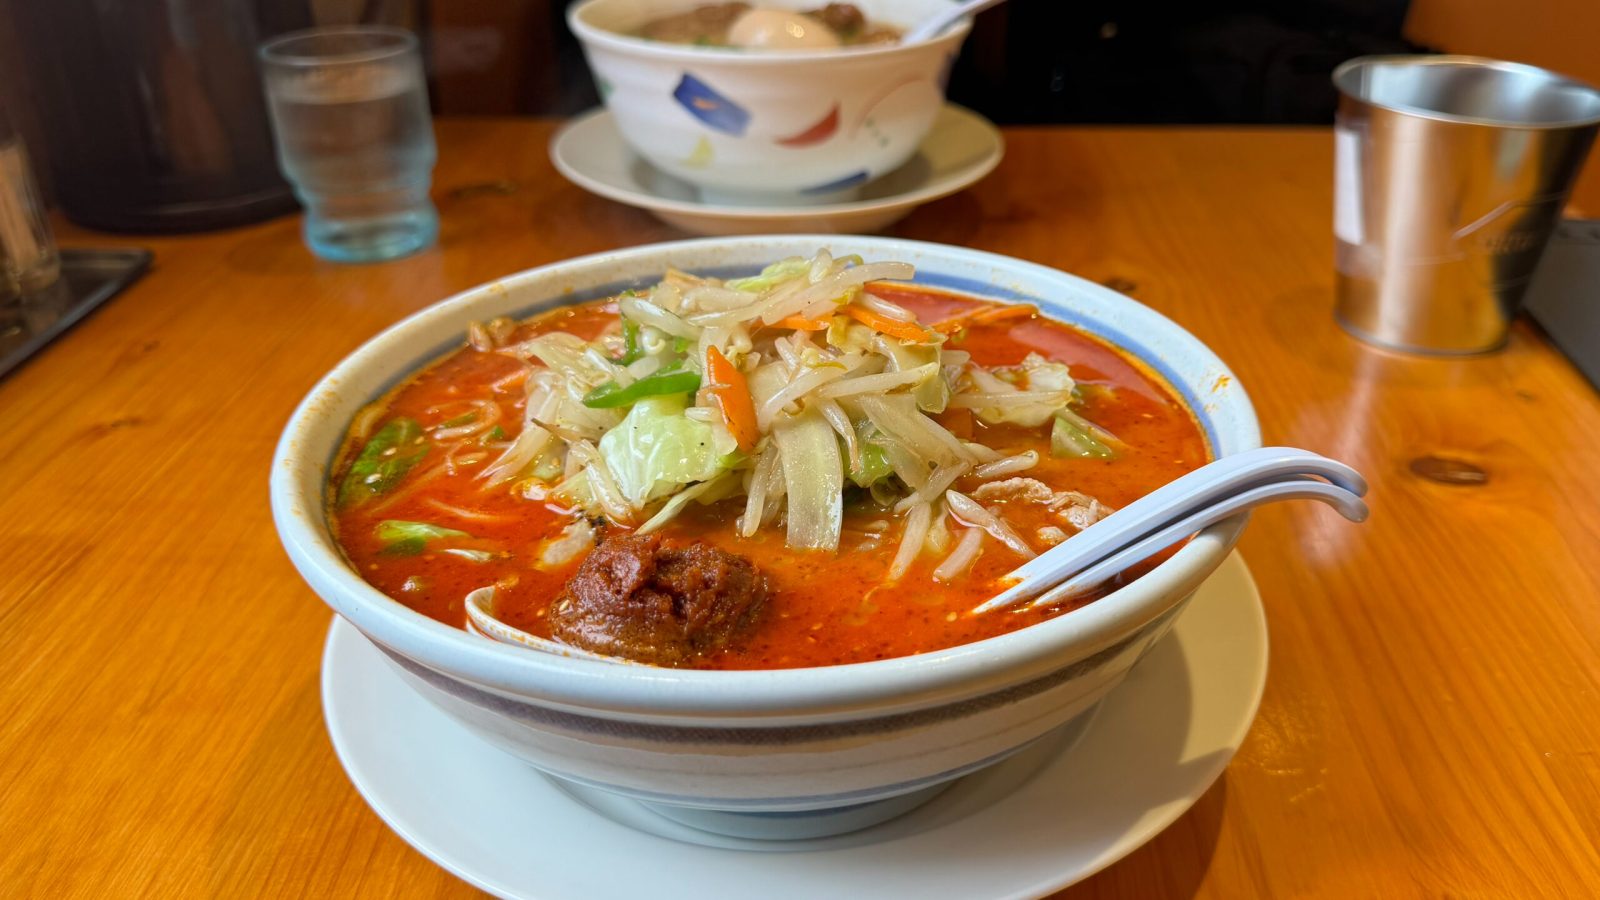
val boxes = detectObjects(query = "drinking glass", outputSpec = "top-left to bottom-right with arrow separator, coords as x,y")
260,26 -> 437,263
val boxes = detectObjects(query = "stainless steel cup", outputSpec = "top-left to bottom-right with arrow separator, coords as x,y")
1332,55 -> 1600,354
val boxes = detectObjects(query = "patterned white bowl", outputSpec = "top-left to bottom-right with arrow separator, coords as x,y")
567,0 -> 972,204
271,236 -> 1259,839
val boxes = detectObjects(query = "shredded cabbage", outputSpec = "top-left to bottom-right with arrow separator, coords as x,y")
846,421 -> 893,487
773,407 -> 844,551
725,257 -> 812,292
447,249 -> 1114,570
374,520 -> 469,556
596,395 -> 724,509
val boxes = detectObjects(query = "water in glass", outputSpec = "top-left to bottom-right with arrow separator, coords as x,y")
262,28 -> 437,263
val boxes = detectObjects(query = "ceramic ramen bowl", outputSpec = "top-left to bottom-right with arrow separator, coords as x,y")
566,0 -> 972,205
271,235 -> 1258,840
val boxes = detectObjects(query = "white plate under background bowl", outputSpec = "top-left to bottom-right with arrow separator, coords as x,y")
549,104 -> 1004,235
322,553 -> 1268,900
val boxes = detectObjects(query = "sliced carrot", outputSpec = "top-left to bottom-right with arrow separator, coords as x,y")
929,310 -> 976,333
774,314 -> 831,332
930,302 -> 1036,333
841,304 -> 935,343
490,366 -> 530,394
970,303 -> 1038,324
704,345 -> 759,452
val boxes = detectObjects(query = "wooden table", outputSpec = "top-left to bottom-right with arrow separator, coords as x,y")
3,119 -> 1597,897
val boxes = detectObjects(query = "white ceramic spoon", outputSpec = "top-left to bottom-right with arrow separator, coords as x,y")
974,447 -> 1369,613
901,0 -> 1010,43
464,586 -> 629,663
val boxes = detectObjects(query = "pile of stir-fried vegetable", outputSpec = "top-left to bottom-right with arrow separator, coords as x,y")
407,251 -> 1123,581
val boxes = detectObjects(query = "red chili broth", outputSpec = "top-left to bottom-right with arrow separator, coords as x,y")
329,285 -> 1210,669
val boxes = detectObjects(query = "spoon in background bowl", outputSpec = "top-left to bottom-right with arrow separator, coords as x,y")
730,0 -> 1007,50
974,447 -> 1369,614
901,0 -> 1010,44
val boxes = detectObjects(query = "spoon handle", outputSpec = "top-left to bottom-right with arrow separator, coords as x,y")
981,447 -> 1365,611
903,0 -> 1009,43
1013,477 -> 1368,613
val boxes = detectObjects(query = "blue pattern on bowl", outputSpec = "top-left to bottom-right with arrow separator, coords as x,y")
672,73 -> 750,136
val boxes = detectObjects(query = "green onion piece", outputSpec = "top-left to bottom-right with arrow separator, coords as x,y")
338,418 -> 429,507
481,425 -> 507,443
1058,406 -> 1124,449
582,368 -> 701,409
614,319 -> 644,365
438,412 -> 478,429
1051,412 -> 1116,459
375,520 -> 470,556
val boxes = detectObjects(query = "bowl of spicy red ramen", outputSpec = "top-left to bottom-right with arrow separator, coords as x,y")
272,236 -> 1257,839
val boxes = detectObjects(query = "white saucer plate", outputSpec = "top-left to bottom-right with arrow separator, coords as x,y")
549,104 -> 1005,236
322,552 -> 1267,898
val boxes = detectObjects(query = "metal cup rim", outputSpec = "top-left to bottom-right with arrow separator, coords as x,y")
1333,54 -> 1600,131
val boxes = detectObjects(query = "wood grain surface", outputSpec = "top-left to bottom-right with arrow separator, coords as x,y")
2,119 -> 1597,898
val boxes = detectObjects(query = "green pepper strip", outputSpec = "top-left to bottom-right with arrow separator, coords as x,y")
613,319 -> 644,365
582,368 -> 702,409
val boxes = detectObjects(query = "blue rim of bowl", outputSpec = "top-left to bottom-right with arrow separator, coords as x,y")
271,236 -> 1259,718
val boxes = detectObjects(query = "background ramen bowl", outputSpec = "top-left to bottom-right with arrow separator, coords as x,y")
271,236 -> 1259,840
567,0 -> 972,205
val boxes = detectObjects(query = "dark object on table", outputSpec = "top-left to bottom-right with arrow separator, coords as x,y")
0,249 -> 152,380
8,0 -> 312,233
451,1 -> 1427,124
947,0 -> 1428,125
1525,220 -> 1600,393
